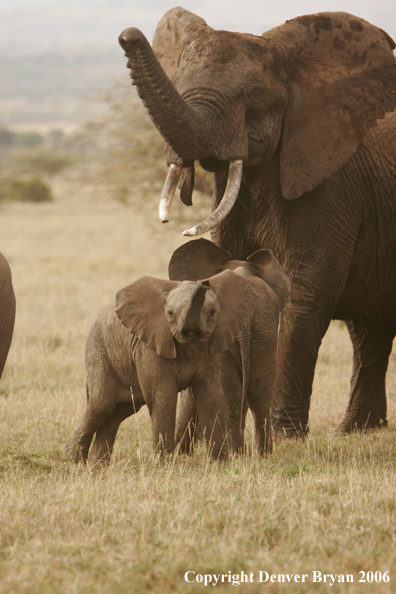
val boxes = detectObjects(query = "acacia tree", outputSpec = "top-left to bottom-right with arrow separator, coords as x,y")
83,82 -> 212,208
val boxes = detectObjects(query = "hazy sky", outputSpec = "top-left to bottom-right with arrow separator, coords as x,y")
1,0 -> 395,55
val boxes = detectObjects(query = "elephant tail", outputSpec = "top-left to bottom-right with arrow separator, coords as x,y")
237,325 -> 251,434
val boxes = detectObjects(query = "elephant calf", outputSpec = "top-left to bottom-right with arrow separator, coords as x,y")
66,259 -> 284,464
169,239 -> 289,455
66,240 -> 287,462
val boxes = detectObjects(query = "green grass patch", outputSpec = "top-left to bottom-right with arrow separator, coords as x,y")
0,176 -> 52,202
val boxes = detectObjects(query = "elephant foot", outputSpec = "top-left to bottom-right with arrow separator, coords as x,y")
336,411 -> 388,434
257,434 -> 273,455
205,435 -> 228,461
212,449 -> 228,462
272,411 -> 309,440
341,317 -> 393,435
253,418 -> 274,455
176,418 -> 203,455
65,439 -> 87,464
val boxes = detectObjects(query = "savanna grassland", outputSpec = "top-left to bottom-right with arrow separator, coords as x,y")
0,133 -> 395,594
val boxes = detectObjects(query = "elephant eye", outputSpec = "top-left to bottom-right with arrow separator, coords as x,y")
209,308 -> 216,317
247,82 -> 267,110
168,309 -> 174,318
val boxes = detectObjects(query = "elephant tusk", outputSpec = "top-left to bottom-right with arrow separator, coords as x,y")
159,163 -> 183,223
182,159 -> 243,236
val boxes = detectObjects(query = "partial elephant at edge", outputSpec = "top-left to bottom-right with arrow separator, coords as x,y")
0,252 -> 16,379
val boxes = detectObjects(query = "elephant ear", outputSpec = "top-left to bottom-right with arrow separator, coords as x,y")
207,270 -> 259,355
169,238 -> 232,281
247,249 -> 289,310
268,12 -> 396,200
115,276 -> 179,359
152,7 -> 213,80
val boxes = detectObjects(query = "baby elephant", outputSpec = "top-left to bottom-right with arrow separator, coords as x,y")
169,238 -> 289,455
66,267 -> 270,463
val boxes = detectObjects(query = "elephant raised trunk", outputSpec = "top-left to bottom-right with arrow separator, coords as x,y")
118,28 -> 212,161
118,27 -> 244,235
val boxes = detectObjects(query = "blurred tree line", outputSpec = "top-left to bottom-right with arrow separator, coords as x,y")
0,126 -> 77,202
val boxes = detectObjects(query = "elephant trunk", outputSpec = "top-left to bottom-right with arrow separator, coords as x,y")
118,28 -> 211,161
119,28 -> 245,234
181,283 -> 209,337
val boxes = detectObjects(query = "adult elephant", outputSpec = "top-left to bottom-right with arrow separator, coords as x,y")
119,9 -> 396,436
0,252 -> 15,377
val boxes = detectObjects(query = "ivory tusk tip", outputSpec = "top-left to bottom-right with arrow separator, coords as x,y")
182,227 -> 199,236
159,211 -> 170,222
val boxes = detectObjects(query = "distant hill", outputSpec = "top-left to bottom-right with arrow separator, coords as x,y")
0,46 -> 126,128
0,0 -> 160,129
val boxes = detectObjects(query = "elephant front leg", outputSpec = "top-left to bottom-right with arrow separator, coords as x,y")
192,380 -> 228,460
219,351 -> 246,454
150,390 -> 178,457
89,400 -> 139,464
338,318 -> 396,432
272,306 -> 331,438
248,358 -> 274,455
175,388 -> 202,454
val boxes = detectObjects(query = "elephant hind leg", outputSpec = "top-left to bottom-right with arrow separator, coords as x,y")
65,383 -> 99,463
65,414 -> 97,464
89,399 -> 138,464
66,377 -> 133,464
338,318 -> 396,433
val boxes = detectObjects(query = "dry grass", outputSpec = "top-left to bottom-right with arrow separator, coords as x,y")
0,175 -> 395,593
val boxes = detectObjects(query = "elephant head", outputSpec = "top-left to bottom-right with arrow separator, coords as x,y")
168,238 -> 289,310
118,9 -> 396,234
115,271 -> 261,358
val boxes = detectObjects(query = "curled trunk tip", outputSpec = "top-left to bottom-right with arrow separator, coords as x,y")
118,28 -> 147,54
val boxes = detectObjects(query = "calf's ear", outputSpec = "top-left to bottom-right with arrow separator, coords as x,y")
115,276 -> 178,359
207,270 -> 259,354
169,238 -> 231,281
247,249 -> 289,310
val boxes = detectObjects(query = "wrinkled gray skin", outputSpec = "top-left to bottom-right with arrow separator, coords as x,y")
0,252 -> 15,378
170,239 -> 289,455
119,9 -> 396,437
65,267 -> 275,463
